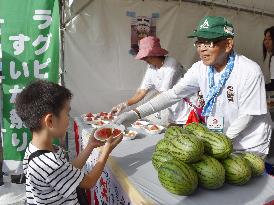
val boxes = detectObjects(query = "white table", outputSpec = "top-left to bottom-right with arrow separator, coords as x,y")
74,117 -> 274,205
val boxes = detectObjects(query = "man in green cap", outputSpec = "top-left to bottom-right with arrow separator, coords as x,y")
114,16 -> 272,157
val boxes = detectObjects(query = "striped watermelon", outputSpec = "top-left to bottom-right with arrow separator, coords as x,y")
164,126 -> 190,141
158,159 -> 198,195
192,155 -> 225,189
155,139 -> 177,153
185,122 -> 208,135
170,133 -> 204,163
156,135 -> 204,163
152,150 -> 174,170
186,123 -> 232,159
241,152 -> 265,177
222,153 -> 252,185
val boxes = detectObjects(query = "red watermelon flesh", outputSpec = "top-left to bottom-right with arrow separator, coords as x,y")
97,128 -> 112,139
113,128 -> 122,136
86,112 -> 93,117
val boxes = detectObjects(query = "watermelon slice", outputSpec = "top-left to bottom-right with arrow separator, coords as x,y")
112,128 -> 122,136
99,112 -> 108,116
86,112 -> 93,117
150,125 -> 159,130
96,128 -> 112,139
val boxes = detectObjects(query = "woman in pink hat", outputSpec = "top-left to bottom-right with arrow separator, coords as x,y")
111,36 -> 192,126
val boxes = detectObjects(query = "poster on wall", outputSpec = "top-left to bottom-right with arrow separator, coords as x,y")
127,11 -> 159,55
0,0 -> 60,174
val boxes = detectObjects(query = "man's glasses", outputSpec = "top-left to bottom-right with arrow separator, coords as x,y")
194,39 -> 224,49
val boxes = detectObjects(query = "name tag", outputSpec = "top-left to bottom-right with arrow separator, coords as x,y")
206,116 -> 224,132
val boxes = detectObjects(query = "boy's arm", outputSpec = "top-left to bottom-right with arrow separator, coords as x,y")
78,147 -> 110,189
71,130 -> 105,169
71,143 -> 96,169
79,135 -> 122,189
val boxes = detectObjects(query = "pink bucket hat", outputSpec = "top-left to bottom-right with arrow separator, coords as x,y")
135,36 -> 168,60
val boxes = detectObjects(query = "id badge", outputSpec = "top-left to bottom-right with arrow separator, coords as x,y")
155,111 -> 161,119
206,116 -> 224,133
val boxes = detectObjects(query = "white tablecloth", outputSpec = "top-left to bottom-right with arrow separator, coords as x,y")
74,117 -> 274,205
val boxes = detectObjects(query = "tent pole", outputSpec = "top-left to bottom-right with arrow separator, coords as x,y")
59,0 -> 65,86
64,0 -> 94,28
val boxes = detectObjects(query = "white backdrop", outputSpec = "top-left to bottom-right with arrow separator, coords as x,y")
64,0 -> 274,117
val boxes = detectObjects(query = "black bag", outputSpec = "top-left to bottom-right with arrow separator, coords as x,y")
76,187 -> 89,205
28,150 -> 89,205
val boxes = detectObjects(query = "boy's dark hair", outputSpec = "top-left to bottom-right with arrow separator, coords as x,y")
15,80 -> 72,132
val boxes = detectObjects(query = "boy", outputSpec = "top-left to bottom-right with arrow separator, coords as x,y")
15,80 -> 122,204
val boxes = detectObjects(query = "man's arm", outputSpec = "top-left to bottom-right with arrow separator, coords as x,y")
114,65 -> 200,126
226,114 -> 254,139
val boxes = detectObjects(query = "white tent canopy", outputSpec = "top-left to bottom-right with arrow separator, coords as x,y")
63,0 -> 274,117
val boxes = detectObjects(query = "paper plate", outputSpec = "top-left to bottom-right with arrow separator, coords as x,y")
94,124 -> 125,142
131,120 -> 149,129
123,130 -> 138,141
89,120 -> 109,128
145,124 -> 165,134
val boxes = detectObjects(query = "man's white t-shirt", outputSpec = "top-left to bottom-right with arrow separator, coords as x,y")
23,143 -> 85,205
270,56 -> 274,79
171,54 -> 272,154
139,56 -> 191,124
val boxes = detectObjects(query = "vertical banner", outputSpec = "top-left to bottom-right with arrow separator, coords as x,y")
0,0 -> 60,173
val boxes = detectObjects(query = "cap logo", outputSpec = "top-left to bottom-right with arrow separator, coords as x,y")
224,26 -> 234,35
200,19 -> 209,29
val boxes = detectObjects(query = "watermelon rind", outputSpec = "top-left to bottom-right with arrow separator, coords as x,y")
152,150 -> 174,171
186,123 -> 232,159
241,152 -> 265,177
222,153 -> 252,185
192,155 -> 225,189
158,159 -> 198,195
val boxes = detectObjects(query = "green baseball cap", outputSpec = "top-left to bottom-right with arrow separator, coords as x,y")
188,16 -> 234,40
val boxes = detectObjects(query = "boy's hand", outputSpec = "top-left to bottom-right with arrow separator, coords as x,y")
103,133 -> 123,154
88,129 -> 105,148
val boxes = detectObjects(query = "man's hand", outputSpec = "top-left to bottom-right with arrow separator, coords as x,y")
110,102 -> 128,116
113,110 -> 139,127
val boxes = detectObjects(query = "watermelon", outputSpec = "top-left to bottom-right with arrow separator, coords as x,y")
96,128 -> 112,139
164,126 -> 190,141
185,122 -> 208,136
155,139 -> 177,153
192,155 -> 225,189
158,129 -> 204,163
112,128 -> 122,137
222,153 -> 252,185
186,123 -> 232,159
152,151 -> 174,170
170,133 -> 204,163
241,152 -> 265,177
158,159 -> 198,195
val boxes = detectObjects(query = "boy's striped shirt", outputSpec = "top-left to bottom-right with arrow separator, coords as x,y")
23,143 -> 85,205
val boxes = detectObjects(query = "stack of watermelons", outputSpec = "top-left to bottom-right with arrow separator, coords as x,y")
152,122 -> 265,195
